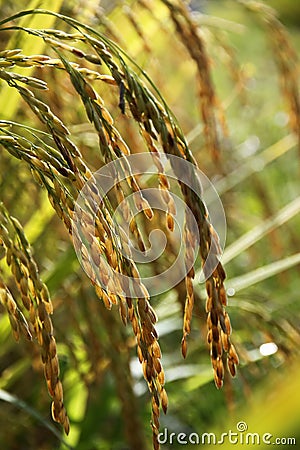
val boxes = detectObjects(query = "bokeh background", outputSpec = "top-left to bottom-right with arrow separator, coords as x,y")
0,1 -> 300,449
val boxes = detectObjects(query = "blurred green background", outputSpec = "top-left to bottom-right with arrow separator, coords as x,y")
0,1 -> 299,449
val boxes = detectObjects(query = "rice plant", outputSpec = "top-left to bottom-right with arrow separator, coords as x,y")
0,1 -> 299,449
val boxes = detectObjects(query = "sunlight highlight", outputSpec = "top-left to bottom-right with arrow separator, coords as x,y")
259,342 -> 278,356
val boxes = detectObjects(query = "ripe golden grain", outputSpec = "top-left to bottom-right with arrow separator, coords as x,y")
0,12 -> 245,446
0,203 -> 69,433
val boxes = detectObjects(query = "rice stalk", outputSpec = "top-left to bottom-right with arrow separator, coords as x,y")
0,8 -> 239,447
227,252 -> 300,293
99,304 -> 148,450
0,279 -> 32,343
204,27 -> 248,108
0,25 -> 165,446
222,196 -> 300,265
0,0 -> 64,120
161,0 -> 227,164
123,5 -> 152,54
238,0 -> 300,154
0,202 -> 70,434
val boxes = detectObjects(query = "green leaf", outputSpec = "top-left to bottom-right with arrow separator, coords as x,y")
222,196 -> 300,264
0,389 -> 74,449
227,252 -> 300,292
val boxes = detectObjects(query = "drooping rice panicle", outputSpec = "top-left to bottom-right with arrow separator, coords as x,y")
0,8 -> 239,447
123,5 -> 152,54
239,0 -> 300,153
161,0 -> 227,164
0,202 -> 70,434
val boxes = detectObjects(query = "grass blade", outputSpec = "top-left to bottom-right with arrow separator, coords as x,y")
227,252 -> 300,292
222,196 -> 300,264
0,389 -> 74,449
0,0 -> 64,120
215,134 -> 296,195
